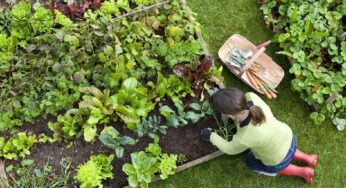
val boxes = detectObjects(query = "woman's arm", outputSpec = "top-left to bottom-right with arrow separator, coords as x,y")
210,132 -> 248,155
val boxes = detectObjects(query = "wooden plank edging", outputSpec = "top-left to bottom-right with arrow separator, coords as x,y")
123,150 -> 224,188
113,0 -> 171,21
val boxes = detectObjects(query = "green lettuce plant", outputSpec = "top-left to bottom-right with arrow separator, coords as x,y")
75,154 -> 114,188
122,151 -> 158,188
122,140 -> 178,188
48,114 -> 82,142
32,7 -> 53,33
0,132 -> 36,160
158,154 -> 177,180
100,0 -> 120,16
110,77 -> 155,130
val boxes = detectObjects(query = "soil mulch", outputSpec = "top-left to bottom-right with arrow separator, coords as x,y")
9,114 -> 218,188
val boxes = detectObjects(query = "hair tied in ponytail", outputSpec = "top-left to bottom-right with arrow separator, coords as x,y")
247,101 -> 266,126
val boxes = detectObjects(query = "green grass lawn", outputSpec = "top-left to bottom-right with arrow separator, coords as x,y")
152,0 -> 346,187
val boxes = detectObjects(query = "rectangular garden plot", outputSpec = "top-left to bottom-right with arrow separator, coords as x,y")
0,0 -> 227,187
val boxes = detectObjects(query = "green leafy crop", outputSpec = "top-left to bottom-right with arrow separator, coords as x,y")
122,141 -> 178,188
0,132 -> 36,160
158,154 -> 178,180
110,77 -> 155,130
100,1 -> 120,16
54,10 -> 73,28
48,114 -> 82,142
135,115 -> 168,139
122,151 -> 158,188
99,126 -> 136,158
185,100 -> 214,123
32,7 -> 53,33
10,1 -> 31,39
75,154 -> 114,188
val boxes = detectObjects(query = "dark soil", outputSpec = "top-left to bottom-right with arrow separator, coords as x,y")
10,114 -> 219,188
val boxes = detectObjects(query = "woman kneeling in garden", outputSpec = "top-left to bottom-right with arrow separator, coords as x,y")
201,88 -> 318,184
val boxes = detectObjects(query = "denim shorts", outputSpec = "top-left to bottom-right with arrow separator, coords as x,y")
246,135 -> 297,173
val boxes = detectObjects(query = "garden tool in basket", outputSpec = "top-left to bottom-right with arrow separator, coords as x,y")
218,34 -> 284,99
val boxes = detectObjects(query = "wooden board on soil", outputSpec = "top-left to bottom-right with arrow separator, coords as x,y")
3,115 -> 219,188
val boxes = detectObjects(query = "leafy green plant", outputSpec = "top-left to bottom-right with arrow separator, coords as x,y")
75,154 -> 114,188
78,87 -> 114,142
48,114 -> 82,142
0,132 -> 36,160
159,105 -> 188,128
148,72 -> 194,102
158,154 -> 178,180
54,10 -> 73,28
145,139 -> 161,158
10,1 -> 31,39
0,33 -> 15,71
32,7 -> 54,34
159,98 -> 214,127
185,100 -> 214,123
176,153 -> 187,165
99,126 -> 136,158
122,151 -> 158,188
100,1 -> 120,16
159,38 -> 203,67
135,115 -> 168,139
110,77 -> 155,130
123,140 -> 178,188
117,0 -> 131,12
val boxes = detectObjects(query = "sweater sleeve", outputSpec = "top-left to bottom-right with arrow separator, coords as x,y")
209,132 -> 248,155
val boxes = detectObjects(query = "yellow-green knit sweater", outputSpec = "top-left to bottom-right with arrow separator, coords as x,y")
210,92 -> 293,166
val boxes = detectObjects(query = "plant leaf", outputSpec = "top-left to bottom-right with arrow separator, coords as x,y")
115,147 -> 125,158
189,103 -> 201,111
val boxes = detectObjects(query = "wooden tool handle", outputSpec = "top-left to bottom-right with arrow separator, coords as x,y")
238,47 -> 266,77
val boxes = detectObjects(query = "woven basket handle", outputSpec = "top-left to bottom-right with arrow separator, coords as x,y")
238,47 -> 266,76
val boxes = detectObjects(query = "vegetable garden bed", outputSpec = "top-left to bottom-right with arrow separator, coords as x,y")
0,0 -> 228,187
10,115 -> 220,187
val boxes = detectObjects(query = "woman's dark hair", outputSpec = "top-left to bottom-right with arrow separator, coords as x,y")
212,88 -> 266,125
